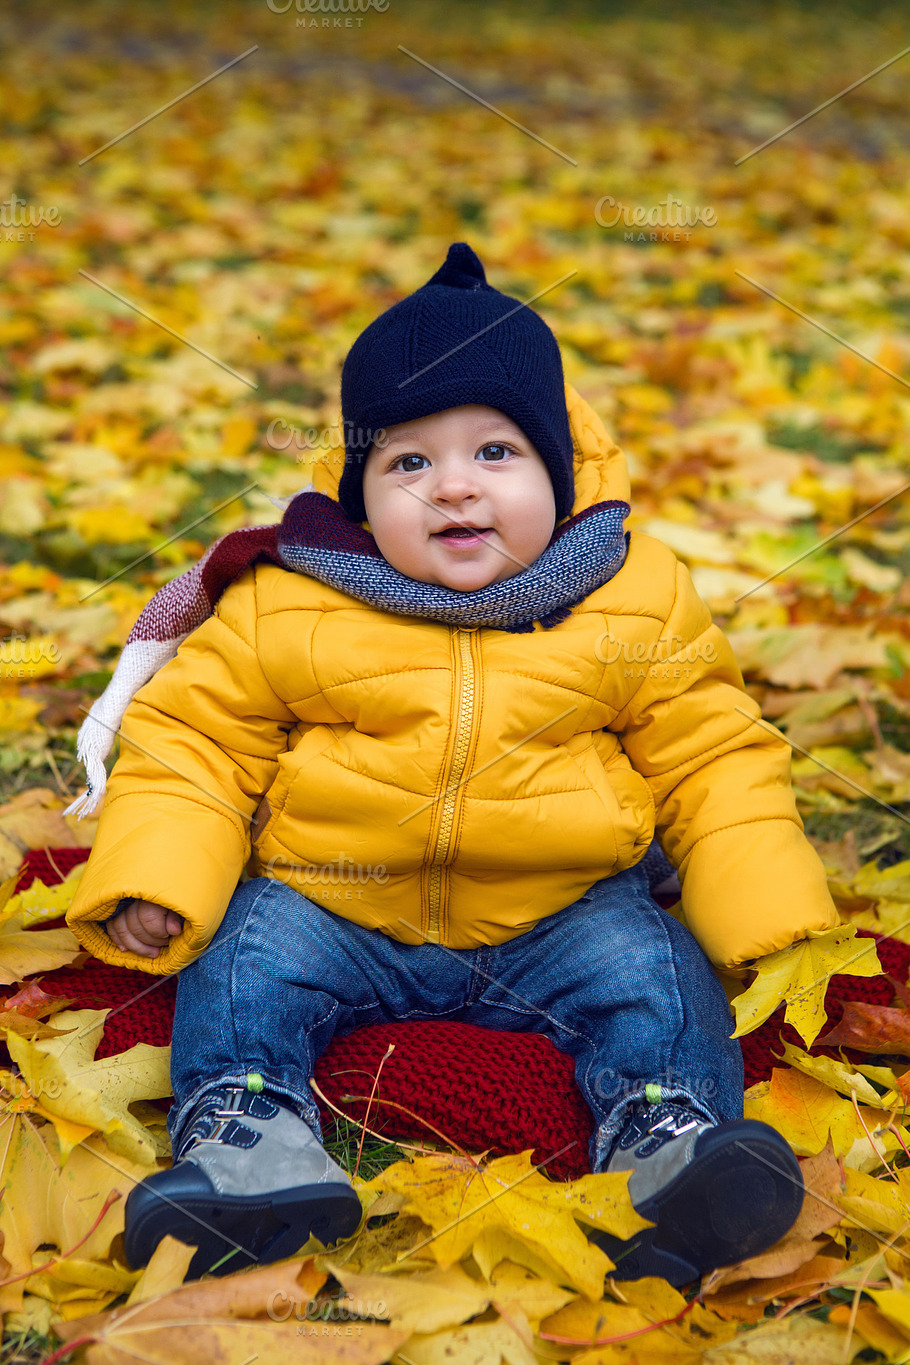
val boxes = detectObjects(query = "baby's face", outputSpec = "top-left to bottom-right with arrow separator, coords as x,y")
361,406 -> 557,592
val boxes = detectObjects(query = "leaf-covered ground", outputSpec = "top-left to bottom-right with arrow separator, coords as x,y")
3,0 -> 910,1360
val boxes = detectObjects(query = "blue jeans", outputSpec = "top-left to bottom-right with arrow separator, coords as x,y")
168,863 -> 744,1172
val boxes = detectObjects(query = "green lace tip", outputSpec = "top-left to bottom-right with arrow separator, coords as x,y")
246,1072 -> 264,1093
645,1083 -> 662,1104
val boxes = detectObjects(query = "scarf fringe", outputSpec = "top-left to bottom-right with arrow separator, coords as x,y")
536,601 -> 579,630
63,637 -> 187,817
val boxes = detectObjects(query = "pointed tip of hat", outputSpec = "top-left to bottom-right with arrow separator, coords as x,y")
424,242 -> 489,291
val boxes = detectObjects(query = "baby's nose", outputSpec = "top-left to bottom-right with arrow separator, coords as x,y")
431,462 -> 480,502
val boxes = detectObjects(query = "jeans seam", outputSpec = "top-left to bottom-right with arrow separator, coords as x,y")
466,946 -> 490,1006
474,997 -> 597,1052
580,894 -> 686,1116
227,878 -> 278,1067
389,1003 -> 465,1021
310,998 -> 341,1032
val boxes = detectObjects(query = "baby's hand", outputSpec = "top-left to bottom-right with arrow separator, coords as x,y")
106,899 -> 184,959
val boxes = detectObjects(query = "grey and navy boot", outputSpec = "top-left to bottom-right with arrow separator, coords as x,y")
124,1083 -> 363,1280
587,1101 -> 804,1286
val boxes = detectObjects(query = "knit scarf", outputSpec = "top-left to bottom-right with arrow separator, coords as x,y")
65,489 -> 630,818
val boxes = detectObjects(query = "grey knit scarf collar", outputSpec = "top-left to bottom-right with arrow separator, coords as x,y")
65,492 -> 630,817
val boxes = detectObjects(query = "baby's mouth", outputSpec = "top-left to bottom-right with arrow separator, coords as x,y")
433,526 -> 493,541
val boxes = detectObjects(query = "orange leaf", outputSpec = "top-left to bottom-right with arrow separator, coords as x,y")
818,1000 -> 910,1056
1,978 -> 72,1019
704,1254 -> 845,1322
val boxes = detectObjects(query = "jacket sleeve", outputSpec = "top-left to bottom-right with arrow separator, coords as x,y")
66,568 -> 298,975
609,558 -> 840,969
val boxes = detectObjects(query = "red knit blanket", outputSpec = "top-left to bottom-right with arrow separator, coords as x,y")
7,848 -> 904,1182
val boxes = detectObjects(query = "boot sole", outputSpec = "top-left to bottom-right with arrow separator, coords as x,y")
590,1121 -> 804,1286
125,1177 -> 364,1280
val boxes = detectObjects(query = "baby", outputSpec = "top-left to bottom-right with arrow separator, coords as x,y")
66,242 -> 839,1286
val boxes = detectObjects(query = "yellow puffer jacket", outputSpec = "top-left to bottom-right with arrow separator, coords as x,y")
67,385 -> 839,974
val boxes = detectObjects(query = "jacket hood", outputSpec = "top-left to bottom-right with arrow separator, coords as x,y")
308,384 -> 631,522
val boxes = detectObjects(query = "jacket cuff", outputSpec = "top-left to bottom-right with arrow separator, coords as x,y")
65,793 -> 247,975
677,819 -> 840,969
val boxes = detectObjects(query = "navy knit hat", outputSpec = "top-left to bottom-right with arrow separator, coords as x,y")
338,243 -> 575,523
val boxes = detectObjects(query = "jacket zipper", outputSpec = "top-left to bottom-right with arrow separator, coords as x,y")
426,628 -> 477,943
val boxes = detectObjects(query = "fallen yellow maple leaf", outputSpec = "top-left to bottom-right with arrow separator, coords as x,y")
327,1256 -> 576,1339
829,1300 -> 910,1361
1,1007 -> 172,1164
13,1256 -> 138,1325
854,859 -> 910,904
0,787 -> 96,880
124,1235 -> 197,1306
539,1277 -> 736,1361
63,1250 -> 326,1329
867,1287 -> 910,1346
52,1254 -> 406,1365
328,1260 -> 491,1334
1,1291 -> 56,1343
358,1150 -> 651,1301
485,1259 -> 576,1333
835,1168 -> 910,1242
470,1225 -> 570,1289
775,1041 -> 893,1110
0,909 -> 82,985
0,864 -> 86,928
0,1111 -> 147,1317
319,1211 -> 439,1278
55,1316 -> 407,1364
731,924 -> 882,1047
744,1067 -> 879,1158
1,1065 -> 96,1158
396,1310 -> 537,1365
694,1312 -> 867,1362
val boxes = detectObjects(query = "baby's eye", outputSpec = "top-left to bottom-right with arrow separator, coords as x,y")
392,454 -> 429,473
477,443 -> 513,462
